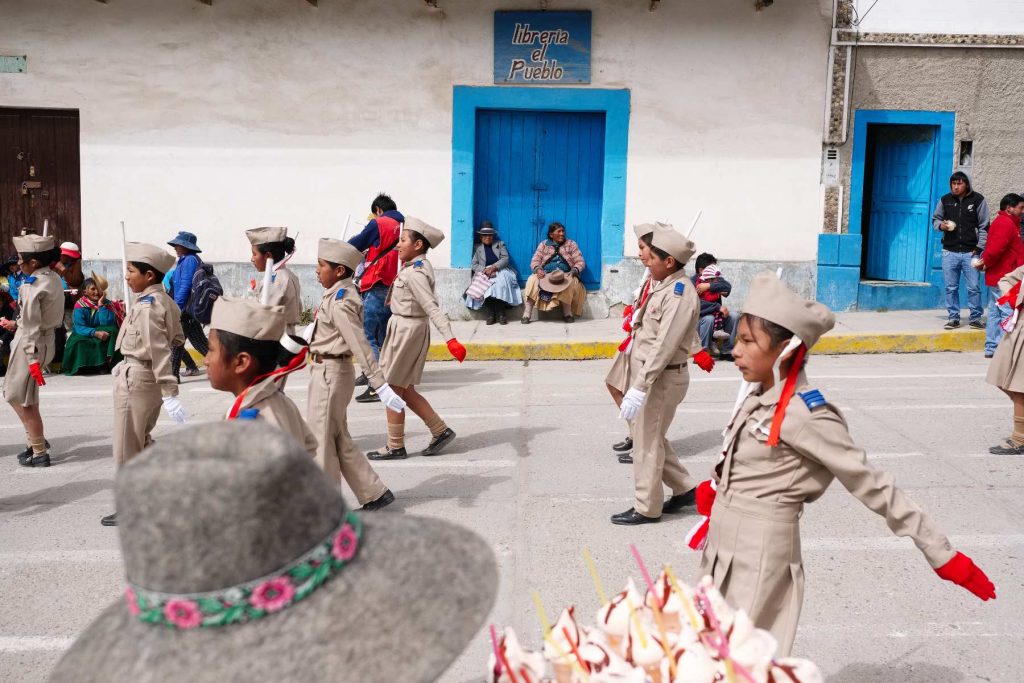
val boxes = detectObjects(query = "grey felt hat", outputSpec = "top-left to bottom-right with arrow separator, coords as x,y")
50,422 -> 497,682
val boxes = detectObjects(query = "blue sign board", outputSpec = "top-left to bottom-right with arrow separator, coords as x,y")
494,11 -> 591,84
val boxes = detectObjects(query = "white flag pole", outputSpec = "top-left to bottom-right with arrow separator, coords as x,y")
42,219 -> 49,237
685,209 -> 703,239
260,257 -> 275,305
120,221 -> 132,315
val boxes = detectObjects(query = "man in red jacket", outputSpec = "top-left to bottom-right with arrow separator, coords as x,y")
978,192 -> 1024,357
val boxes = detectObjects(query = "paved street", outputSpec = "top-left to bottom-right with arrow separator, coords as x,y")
1,353 -> 1021,682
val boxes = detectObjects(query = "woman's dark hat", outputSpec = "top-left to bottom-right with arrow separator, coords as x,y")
167,231 -> 202,253
50,422 -> 498,682
476,221 -> 498,237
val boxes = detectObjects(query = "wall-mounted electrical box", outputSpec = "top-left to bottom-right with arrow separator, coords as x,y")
821,146 -> 840,186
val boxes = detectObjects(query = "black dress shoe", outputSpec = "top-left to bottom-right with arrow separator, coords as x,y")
361,489 -> 395,511
662,487 -> 697,514
19,453 -> 50,468
610,508 -> 660,525
17,440 -> 50,465
366,446 -> 407,461
355,373 -> 368,387
100,512 -> 118,527
612,436 -> 633,453
422,427 -> 456,456
718,353 -> 735,363
486,312 -> 497,326
498,313 -> 508,325
564,315 -> 575,323
355,386 -> 380,403
617,453 -> 633,464
989,440 -> 1024,455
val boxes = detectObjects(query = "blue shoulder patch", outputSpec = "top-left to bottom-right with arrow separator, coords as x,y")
673,281 -> 684,296
334,288 -> 346,300
798,389 -> 827,411
22,276 -> 36,285
137,295 -> 154,305
237,408 -> 261,420
414,260 -> 423,268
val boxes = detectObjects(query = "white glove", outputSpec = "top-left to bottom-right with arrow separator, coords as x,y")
301,322 -> 315,343
162,396 -> 187,424
618,388 -> 647,421
375,384 -> 407,413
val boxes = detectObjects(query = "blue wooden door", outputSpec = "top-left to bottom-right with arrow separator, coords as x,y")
474,109 -> 605,289
864,125 -> 936,281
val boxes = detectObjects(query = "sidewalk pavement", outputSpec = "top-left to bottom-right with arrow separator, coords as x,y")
422,308 -> 988,361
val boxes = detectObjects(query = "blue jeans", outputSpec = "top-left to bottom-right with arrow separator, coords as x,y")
941,250 -> 982,322
986,288 -> 1012,355
361,284 -> 392,360
698,310 -> 738,354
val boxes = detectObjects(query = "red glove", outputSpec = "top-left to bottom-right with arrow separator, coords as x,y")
447,338 -> 466,363
685,479 -> 717,551
28,362 -> 45,387
935,551 -> 996,601
693,349 -> 715,373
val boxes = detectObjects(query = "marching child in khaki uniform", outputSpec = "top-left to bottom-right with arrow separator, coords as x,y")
246,227 -> 302,334
2,235 -> 64,468
695,271 -> 995,656
606,223 -> 663,465
103,243 -> 186,527
985,264 -> 1024,453
308,238 -> 404,510
614,227 -> 715,525
205,296 -> 317,455
366,217 -> 467,461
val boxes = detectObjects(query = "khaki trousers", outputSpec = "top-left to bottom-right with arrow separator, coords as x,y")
307,358 -> 387,505
632,365 -> 694,517
112,362 -> 162,469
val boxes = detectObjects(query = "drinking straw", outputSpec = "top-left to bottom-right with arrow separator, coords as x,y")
628,545 -> 677,678
582,547 -> 609,605
562,626 -> 588,672
489,624 -> 519,683
695,585 -> 755,683
531,591 -> 589,679
663,565 -> 702,632
624,595 -> 649,649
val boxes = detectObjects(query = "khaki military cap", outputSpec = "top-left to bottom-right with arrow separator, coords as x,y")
211,296 -> 285,342
125,242 -> 176,274
632,223 -> 665,239
650,228 -> 695,265
246,227 -> 288,246
13,234 -> 55,254
318,238 -> 363,272
404,216 -> 445,248
742,272 -> 835,348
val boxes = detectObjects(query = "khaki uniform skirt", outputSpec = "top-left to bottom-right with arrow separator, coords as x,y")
604,350 -> 630,393
987,318 -> 1024,392
2,328 -> 55,407
698,489 -> 804,656
380,314 -> 430,388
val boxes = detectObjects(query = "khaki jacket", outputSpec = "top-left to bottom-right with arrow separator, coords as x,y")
115,284 -> 186,398
629,269 -> 702,392
998,264 -> 1024,306
255,266 -> 302,326
386,257 -> 453,340
309,278 -> 384,388
717,371 -> 955,568
230,375 -> 318,457
15,266 -> 64,364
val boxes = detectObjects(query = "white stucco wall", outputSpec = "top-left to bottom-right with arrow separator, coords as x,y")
851,0 -> 1024,36
0,0 -> 831,266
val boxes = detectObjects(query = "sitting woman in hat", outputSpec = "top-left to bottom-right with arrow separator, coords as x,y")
522,221 -> 587,324
2,234 -> 64,468
464,221 -> 522,325
693,271 -> 995,657
167,231 -> 209,380
62,273 -> 124,376
246,227 -> 302,334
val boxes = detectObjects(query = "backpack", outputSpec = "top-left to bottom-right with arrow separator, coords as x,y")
185,261 -> 223,325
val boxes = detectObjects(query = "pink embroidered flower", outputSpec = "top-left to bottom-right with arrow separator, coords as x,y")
250,577 -> 295,613
332,524 -> 358,561
164,599 -> 202,629
124,587 -> 140,617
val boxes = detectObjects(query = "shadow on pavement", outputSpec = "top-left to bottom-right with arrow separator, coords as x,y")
386,472 -> 511,511
0,478 -> 112,515
830,662 -> 964,682
427,425 -> 555,459
672,428 -> 726,457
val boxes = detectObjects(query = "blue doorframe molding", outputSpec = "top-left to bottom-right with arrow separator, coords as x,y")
451,86 -> 630,269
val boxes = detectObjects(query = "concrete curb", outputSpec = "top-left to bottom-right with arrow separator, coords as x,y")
424,330 -> 986,361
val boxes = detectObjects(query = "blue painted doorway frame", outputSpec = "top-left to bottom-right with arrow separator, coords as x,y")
451,86 -> 630,273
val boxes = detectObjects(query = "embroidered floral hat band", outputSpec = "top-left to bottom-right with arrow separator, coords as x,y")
125,510 -> 362,629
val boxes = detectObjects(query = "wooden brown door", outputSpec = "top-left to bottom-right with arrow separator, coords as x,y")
0,108 -> 81,255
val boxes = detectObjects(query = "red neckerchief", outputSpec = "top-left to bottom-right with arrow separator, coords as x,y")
998,282 -> 1021,309
766,344 -> 808,447
227,348 -> 309,419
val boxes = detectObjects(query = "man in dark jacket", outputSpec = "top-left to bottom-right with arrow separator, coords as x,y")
978,193 -> 1024,357
691,252 -> 737,362
933,171 -> 988,330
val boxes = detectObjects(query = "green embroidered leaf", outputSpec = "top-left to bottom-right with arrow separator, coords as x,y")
312,560 -> 332,587
246,606 -> 266,620
139,609 -> 163,625
198,598 -> 225,614
204,611 -> 229,627
222,605 -> 247,624
290,563 -> 315,580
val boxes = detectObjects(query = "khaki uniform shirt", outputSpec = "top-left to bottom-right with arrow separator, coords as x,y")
115,284 -> 186,398
255,266 -> 302,327
717,371 -> 955,568
386,257 -> 453,340
230,375 -> 318,457
629,269 -> 702,392
15,266 -> 64,364
309,278 -> 385,388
